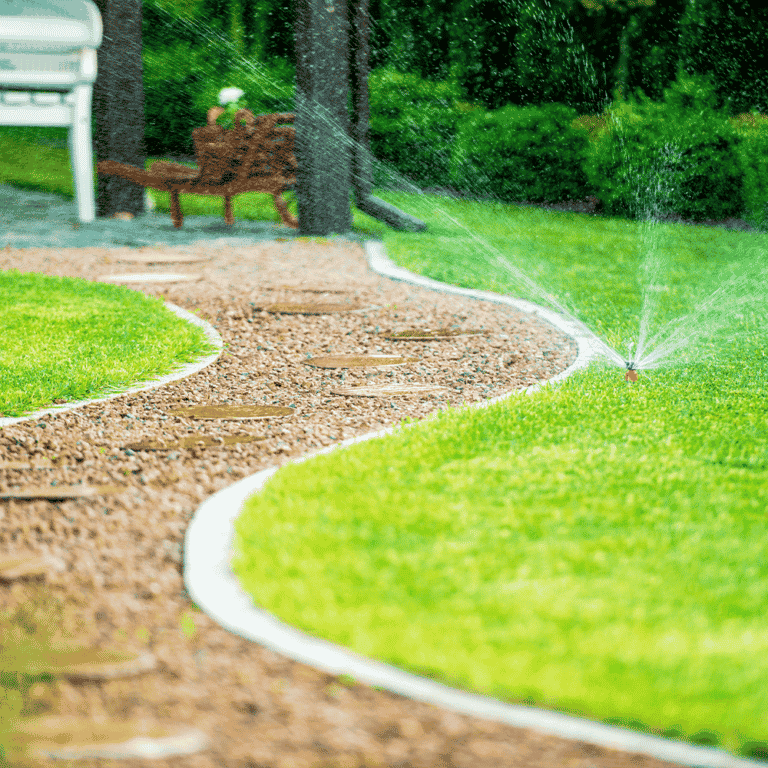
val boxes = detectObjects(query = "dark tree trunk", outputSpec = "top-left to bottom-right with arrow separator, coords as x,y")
294,0 -> 353,236
349,0 -> 426,231
93,0 -> 146,218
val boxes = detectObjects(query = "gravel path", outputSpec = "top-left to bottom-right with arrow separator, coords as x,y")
0,208 -> 693,768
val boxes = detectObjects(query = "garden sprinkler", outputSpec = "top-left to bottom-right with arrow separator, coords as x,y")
624,361 -> 638,383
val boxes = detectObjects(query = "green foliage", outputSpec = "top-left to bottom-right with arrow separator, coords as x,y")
449,0 -> 524,110
368,67 -> 472,189
735,113 -> 768,232
142,0 -> 202,49
586,73 -> 744,220
191,58 -> 295,127
450,102 -> 591,203
677,0 -> 768,116
143,42 -> 230,156
259,0 -> 295,64
514,0 -> 612,114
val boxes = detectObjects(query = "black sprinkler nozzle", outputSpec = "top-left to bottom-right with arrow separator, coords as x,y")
625,360 -> 636,370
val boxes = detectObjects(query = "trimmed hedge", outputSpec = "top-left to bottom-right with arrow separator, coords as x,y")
368,67 -> 479,189
585,74 -> 744,221
449,102 -> 592,203
734,113 -> 768,231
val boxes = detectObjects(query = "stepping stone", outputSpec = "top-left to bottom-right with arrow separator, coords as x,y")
305,355 -> 418,369
0,484 -> 124,500
0,553 -> 63,582
98,273 -> 203,283
12,717 -> 211,761
331,384 -> 449,397
385,328 -> 486,340
0,459 -> 55,470
1,646 -> 157,681
270,284 -> 347,294
260,302 -> 362,314
125,434 -> 266,451
118,253 -> 210,265
167,405 -> 294,420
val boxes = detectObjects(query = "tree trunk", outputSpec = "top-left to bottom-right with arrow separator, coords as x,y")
93,0 -> 146,218
294,0 -> 353,236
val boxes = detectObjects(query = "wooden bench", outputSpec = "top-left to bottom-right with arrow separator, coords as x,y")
97,108 -> 298,229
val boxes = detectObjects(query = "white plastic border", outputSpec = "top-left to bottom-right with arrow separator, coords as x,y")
0,303 -> 223,429
185,241 -> 766,768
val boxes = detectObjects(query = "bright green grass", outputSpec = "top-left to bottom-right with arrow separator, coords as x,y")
0,270 -> 218,418
233,192 -> 768,760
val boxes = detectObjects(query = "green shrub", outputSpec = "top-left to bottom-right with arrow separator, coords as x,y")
585,73 -> 744,221
368,67 -> 474,189
143,43 -> 230,156
734,112 -> 768,231
449,102 -> 592,203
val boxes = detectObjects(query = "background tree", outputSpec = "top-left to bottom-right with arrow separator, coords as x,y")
93,0 -> 147,218
677,0 -> 768,115
450,0 -> 523,109
261,0 -> 296,63
515,0 -> 612,113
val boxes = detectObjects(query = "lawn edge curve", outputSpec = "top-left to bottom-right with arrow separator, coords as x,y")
0,302 -> 223,429
184,240 -> 765,768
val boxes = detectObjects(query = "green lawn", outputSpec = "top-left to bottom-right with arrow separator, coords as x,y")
232,192 -> 768,761
0,270 -> 217,418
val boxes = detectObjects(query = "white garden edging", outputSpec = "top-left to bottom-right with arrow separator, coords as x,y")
0,303 -> 223,429
184,240 -> 766,768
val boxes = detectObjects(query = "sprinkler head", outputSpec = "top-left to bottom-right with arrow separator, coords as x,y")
624,361 -> 638,383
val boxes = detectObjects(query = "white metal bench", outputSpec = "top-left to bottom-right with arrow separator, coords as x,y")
0,0 -> 102,222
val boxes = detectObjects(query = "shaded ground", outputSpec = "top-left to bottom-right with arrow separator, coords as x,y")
0,183 -> 300,250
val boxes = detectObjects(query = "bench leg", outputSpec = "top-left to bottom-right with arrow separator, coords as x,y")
273,192 -> 298,228
224,196 -> 234,225
68,84 -> 96,223
170,191 -> 183,228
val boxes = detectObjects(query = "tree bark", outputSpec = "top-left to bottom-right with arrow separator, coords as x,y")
93,0 -> 147,218
348,0 -> 426,231
294,0 -> 353,236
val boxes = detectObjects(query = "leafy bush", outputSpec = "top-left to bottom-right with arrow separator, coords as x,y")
449,102 -> 592,203
368,67 -> 476,189
585,73 -> 744,220
734,112 -> 768,231
143,43 -> 230,157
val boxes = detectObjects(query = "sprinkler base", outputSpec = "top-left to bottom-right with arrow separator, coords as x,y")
625,369 -> 638,383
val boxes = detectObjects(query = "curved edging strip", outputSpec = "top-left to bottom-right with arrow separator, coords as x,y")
0,303 -> 223,429
184,240 -> 764,768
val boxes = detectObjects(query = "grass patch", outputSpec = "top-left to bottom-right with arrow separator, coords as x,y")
233,191 -> 768,760
0,270 -> 217,418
